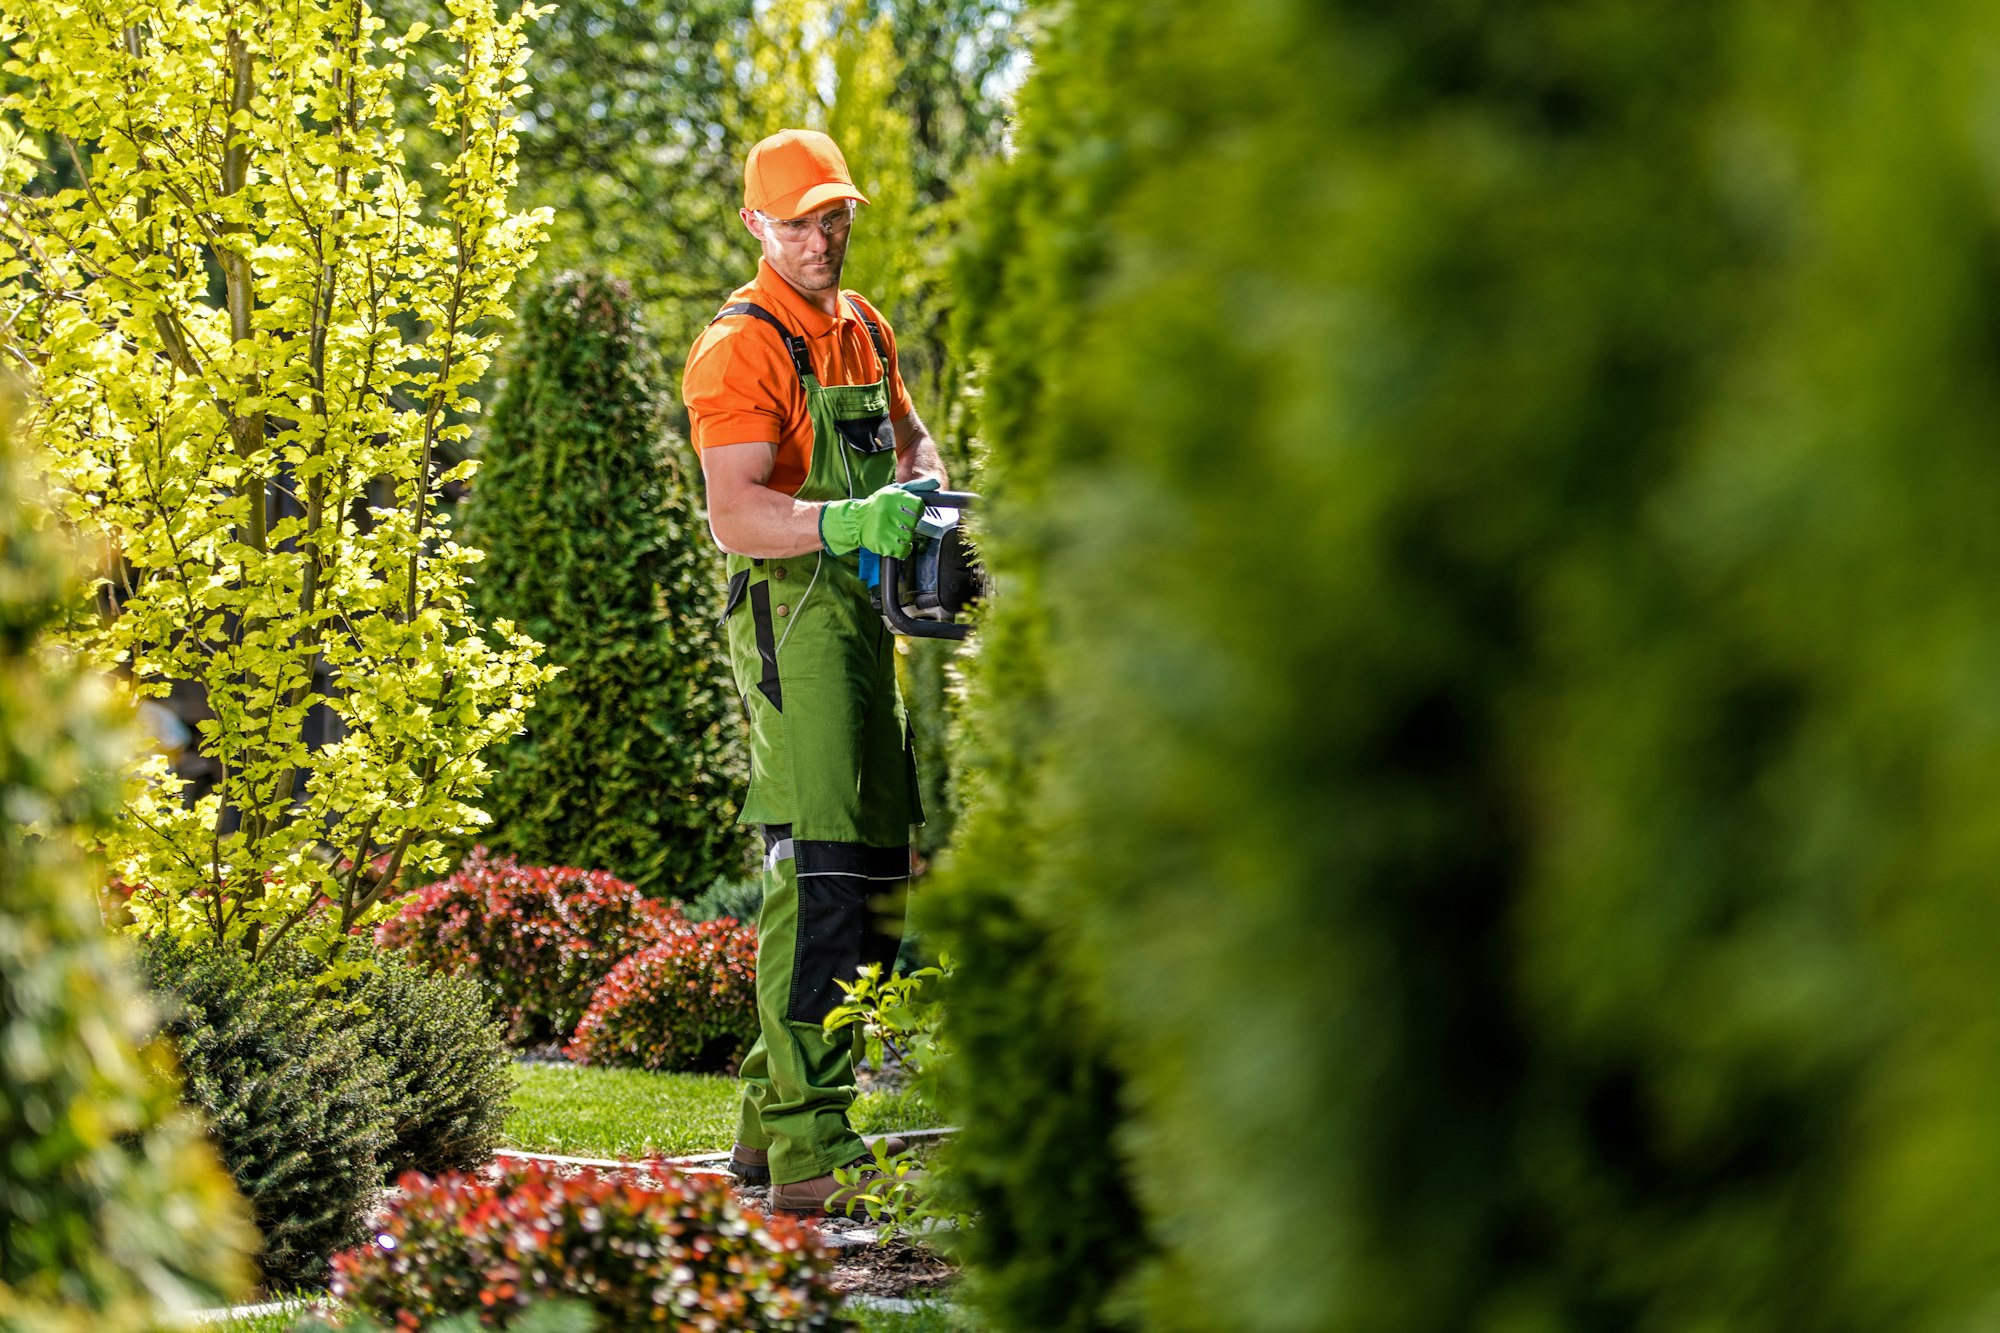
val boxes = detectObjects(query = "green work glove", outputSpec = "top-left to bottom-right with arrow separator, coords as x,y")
820,479 -> 940,558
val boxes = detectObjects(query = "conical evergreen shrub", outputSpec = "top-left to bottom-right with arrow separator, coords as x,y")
0,403 -> 253,1327
940,2 -> 2000,1331
463,272 -> 746,897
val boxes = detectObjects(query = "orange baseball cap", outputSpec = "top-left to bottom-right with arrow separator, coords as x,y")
743,129 -> 870,219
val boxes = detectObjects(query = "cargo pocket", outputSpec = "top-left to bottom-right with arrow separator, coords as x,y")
834,413 -> 894,456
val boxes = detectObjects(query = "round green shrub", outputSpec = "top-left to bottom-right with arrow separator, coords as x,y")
331,1161 -> 843,1330
681,872 -> 763,925
143,939 -> 393,1291
461,270 -> 746,898
565,918 -> 758,1073
345,942 -> 512,1178
0,401 -> 254,1327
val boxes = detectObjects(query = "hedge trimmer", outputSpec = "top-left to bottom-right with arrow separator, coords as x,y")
876,490 -> 983,640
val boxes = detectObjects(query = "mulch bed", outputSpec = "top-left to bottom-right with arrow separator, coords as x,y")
730,1178 -> 959,1300
831,1239 -> 960,1300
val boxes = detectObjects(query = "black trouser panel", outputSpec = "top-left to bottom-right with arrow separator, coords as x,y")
785,839 -> 908,1025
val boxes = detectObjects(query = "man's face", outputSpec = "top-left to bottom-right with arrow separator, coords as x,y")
745,200 -> 855,296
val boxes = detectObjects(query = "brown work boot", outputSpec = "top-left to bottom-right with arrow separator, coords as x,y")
729,1143 -> 770,1185
770,1158 -> 926,1217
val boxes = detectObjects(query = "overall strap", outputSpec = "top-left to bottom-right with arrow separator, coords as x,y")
712,301 -> 814,382
844,295 -> 891,369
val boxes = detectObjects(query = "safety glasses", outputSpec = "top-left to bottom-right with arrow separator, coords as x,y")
755,200 -> 857,244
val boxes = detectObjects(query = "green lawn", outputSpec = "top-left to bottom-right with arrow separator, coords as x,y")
505,1063 -> 739,1158
504,1062 -> 946,1159
849,1083 -> 950,1136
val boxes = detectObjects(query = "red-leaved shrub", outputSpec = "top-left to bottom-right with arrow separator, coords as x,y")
375,848 -> 679,1043
567,917 -> 759,1073
331,1161 -> 844,1330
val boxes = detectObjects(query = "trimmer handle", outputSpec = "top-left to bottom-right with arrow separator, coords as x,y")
912,490 -> 977,509
880,562 -> 969,639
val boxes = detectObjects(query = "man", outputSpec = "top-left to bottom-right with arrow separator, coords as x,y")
681,128 -> 944,1214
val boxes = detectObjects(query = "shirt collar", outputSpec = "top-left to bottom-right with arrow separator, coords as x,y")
751,257 -> 851,337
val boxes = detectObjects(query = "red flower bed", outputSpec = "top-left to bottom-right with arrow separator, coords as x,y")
567,917 -> 759,1073
375,848 -> 679,1043
331,1161 -> 842,1330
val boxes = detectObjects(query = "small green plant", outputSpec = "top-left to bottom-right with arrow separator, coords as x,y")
683,872 -> 765,925
142,938 -> 393,1290
824,959 -> 956,1238
829,1140 -> 941,1242
823,957 -> 951,1080
345,943 -> 512,1177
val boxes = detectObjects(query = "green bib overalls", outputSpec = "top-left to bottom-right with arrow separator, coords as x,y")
712,296 -> 922,1185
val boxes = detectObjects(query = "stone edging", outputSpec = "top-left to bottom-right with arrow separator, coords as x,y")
185,1295 -> 311,1325
492,1126 -> 956,1175
491,1147 -> 731,1175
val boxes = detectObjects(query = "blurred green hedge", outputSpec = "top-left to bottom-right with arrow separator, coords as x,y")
937,1 -> 2000,1330
464,271 -> 747,897
0,402 -> 253,1327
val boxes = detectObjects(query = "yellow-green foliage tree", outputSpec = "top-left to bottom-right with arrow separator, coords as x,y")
942,1 -> 2000,1330
0,0 -> 558,965
0,400 -> 254,1329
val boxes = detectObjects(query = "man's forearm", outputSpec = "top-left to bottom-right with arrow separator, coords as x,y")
709,482 -> 829,558
702,416 -> 946,559
895,415 -> 948,489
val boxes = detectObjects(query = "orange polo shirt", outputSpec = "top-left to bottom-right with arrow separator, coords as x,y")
681,259 -> 915,497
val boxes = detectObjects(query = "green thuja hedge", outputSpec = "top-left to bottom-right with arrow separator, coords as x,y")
939,2 -> 2000,1331
0,405 -> 252,1327
464,272 -> 746,897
